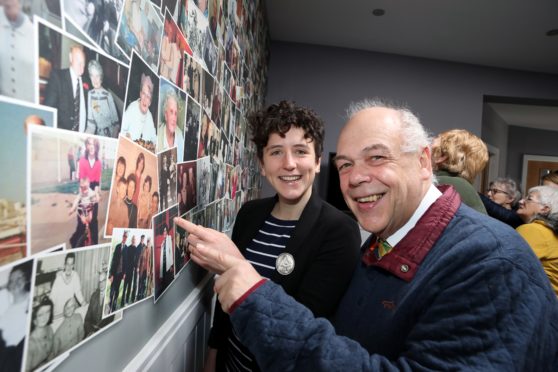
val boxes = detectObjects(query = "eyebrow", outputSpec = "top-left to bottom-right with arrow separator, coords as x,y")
333,144 -> 391,163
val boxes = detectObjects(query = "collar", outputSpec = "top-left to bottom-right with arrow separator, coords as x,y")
363,185 -> 461,282
385,184 -> 442,247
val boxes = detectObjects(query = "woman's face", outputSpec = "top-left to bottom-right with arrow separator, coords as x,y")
517,191 -> 546,222
137,157 -> 145,173
86,140 -> 96,157
487,182 -> 513,208
63,298 -> 77,318
90,71 -> 102,89
34,304 -> 52,328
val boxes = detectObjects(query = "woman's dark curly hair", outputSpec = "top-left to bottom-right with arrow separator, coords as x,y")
248,100 -> 324,162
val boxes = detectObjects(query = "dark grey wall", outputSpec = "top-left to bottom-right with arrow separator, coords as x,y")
481,104 -> 510,176
507,125 -> 558,183
262,41 -> 558,197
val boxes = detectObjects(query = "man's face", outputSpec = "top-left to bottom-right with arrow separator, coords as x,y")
122,232 -> 128,243
334,108 -> 432,238
69,48 -> 86,77
165,98 -> 178,133
127,179 -> 136,198
131,235 -> 137,246
152,195 -> 159,211
140,236 -> 145,244
139,84 -> 152,114
118,181 -> 127,198
4,0 -> 21,22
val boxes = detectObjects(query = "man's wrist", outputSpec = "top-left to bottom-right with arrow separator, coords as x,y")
228,278 -> 267,314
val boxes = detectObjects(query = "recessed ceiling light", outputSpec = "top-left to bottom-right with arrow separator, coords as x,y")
546,29 -> 558,36
372,8 -> 385,16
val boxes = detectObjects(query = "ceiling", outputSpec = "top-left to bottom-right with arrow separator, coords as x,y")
264,0 -> 558,131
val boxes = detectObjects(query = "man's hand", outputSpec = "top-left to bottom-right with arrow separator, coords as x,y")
189,242 -> 262,313
174,218 -> 243,270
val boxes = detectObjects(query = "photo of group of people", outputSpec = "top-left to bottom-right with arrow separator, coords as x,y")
106,136 -> 159,235
29,126 -> 117,254
25,247 -> 121,371
104,228 -> 153,316
0,0 -> 269,368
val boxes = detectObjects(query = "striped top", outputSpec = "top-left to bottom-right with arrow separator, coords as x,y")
223,215 -> 297,371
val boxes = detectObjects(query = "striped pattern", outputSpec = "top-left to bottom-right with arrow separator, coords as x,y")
224,215 -> 297,371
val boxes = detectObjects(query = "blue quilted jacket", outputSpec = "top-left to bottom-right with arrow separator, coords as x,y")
230,188 -> 558,371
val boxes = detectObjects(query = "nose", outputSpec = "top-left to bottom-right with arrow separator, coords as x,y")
348,163 -> 371,187
283,151 -> 296,170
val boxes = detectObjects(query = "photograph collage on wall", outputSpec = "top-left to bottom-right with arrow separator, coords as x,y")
0,0 -> 269,369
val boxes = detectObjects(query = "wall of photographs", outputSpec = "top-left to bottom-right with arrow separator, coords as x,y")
0,0 -> 269,370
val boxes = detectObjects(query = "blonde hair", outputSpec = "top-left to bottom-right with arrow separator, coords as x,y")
432,129 -> 488,183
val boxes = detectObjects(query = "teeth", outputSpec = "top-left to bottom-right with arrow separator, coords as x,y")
356,194 -> 383,203
280,176 -> 301,181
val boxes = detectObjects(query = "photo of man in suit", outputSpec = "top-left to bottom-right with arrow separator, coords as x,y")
43,44 -> 88,132
108,230 -> 127,312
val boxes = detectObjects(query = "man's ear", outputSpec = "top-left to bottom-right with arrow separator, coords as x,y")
259,159 -> 265,177
419,146 -> 433,177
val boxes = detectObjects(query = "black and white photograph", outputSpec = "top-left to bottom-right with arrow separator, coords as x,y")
182,52 -> 203,104
0,258 -> 33,372
24,245 -> 122,372
195,155 -> 210,209
157,147 -> 177,211
173,210 -> 190,275
183,96 -> 200,161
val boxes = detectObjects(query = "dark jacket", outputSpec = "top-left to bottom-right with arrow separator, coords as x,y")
208,190 -> 361,367
229,186 -> 558,371
43,68 -> 88,131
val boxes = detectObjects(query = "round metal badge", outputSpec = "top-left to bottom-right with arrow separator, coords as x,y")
275,253 -> 295,275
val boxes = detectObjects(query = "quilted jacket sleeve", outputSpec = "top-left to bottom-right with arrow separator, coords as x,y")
231,260 -> 558,372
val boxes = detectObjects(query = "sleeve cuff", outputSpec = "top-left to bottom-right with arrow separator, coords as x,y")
228,278 -> 267,314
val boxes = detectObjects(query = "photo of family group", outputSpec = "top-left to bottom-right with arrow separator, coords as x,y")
28,126 -> 117,255
105,135 -> 159,236
24,246 -> 121,371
